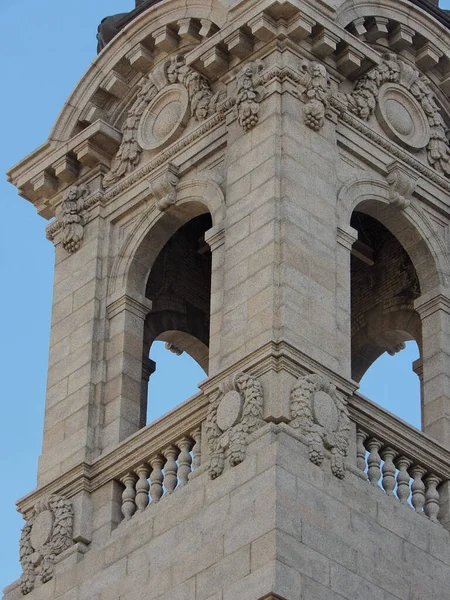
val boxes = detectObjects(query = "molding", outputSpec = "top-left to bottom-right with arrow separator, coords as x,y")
414,290 -> 450,318
106,293 -> 153,320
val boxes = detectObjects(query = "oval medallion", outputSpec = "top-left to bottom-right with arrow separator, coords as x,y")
217,390 -> 243,432
137,84 -> 190,151
375,83 -> 430,151
30,510 -> 54,550
312,390 -> 339,432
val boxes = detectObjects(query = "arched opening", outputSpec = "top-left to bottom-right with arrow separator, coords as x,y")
351,210 -> 422,422
141,213 -> 212,424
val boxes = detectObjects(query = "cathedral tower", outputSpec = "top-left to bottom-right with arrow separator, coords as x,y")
4,0 -> 450,598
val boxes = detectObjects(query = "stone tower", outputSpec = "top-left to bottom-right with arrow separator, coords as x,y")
4,0 -> 450,598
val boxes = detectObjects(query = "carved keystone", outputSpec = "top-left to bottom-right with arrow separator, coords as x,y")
386,162 -> 418,209
148,163 -> 180,211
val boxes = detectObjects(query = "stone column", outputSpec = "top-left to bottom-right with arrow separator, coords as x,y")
104,292 -> 152,452
140,355 -> 156,428
205,225 -> 225,377
336,225 -> 358,380
415,289 -> 450,448
412,357 -> 424,427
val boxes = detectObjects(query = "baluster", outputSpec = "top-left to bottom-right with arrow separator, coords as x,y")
135,464 -> 150,511
356,429 -> 368,474
177,437 -> 193,486
424,474 -> 441,522
381,447 -> 397,496
191,427 -> 202,470
163,445 -> 179,494
366,438 -> 383,486
149,455 -> 164,503
120,473 -> 137,521
395,456 -> 412,505
410,465 -> 426,514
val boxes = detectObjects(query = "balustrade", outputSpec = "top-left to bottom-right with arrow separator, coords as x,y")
119,427 -> 201,521
356,427 -> 445,523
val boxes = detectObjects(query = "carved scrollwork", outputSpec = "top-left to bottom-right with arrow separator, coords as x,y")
165,54 -> 221,122
298,61 -> 331,131
345,53 -> 450,177
60,185 -> 90,253
104,76 -> 158,187
289,374 -> 350,479
234,61 -> 266,131
205,372 -> 264,479
19,495 -> 74,594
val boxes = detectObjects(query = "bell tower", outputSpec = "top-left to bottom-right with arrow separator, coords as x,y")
4,0 -> 450,598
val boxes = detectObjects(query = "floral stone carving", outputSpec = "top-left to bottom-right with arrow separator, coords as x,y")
60,185 -> 91,253
19,495 -> 74,594
234,61 -> 266,131
104,55 -> 220,188
205,372 -> 264,479
290,374 -> 350,479
345,53 -> 450,176
298,61 -> 331,131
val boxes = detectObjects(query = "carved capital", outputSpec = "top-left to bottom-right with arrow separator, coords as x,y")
289,373 -> 350,479
148,163 -> 180,211
234,60 -> 266,131
205,372 -> 264,479
386,162 -> 418,209
20,495 -> 73,594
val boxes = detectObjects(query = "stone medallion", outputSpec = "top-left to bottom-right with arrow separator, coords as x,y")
137,84 -> 190,151
30,510 -> 54,550
312,390 -> 339,432
375,83 -> 430,151
216,390 -> 243,431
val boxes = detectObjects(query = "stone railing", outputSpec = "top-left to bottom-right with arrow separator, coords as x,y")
348,392 -> 450,526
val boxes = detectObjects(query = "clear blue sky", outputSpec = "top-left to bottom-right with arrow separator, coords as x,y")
1,0 -> 442,591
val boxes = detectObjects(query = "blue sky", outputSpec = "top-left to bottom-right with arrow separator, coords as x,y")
0,0 -> 438,591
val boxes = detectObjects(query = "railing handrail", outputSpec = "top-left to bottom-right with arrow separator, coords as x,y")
349,391 -> 450,480
17,390 -> 208,516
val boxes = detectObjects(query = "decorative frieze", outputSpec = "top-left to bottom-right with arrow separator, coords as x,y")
205,373 -> 264,479
289,374 -> 350,479
19,495 -> 73,594
234,61 -> 265,131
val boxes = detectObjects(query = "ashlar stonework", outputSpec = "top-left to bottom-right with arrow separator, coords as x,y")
5,0 -> 450,598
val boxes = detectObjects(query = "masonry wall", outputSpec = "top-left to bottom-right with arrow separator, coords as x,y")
5,428 -> 450,600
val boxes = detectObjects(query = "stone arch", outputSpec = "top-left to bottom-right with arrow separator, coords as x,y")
337,175 -> 448,294
108,172 -> 225,300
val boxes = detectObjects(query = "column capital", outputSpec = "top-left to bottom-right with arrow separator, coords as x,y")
414,288 -> 450,319
205,225 -> 225,252
106,292 -> 152,320
337,225 -> 358,251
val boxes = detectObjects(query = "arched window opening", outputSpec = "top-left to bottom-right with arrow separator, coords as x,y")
142,213 -> 212,425
146,340 -> 207,424
359,341 -> 421,428
351,211 -> 422,422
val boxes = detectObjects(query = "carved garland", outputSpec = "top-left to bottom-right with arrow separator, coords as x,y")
19,495 -> 73,594
297,61 -> 331,131
345,53 -> 450,177
205,372 -> 264,479
234,61 -> 266,131
104,55 -> 221,188
289,374 -> 350,479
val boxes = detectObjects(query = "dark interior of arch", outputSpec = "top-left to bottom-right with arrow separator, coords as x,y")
351,211 -> 422,383
139,213 -> 212,424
